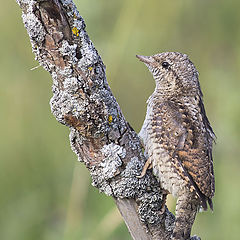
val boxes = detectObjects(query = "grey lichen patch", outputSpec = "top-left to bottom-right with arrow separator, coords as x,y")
50,95 -> 65,124
100,143 -> 126,179
57,66 -> 74,78
122,156 -> 144,178
69,129 -> 85,162
50,90 -> 87,124
17,0 -> 35,11
65,4 -> 80,18
108,156 -> 153,199
78,32 -> 100,69
190,236 -> 201,240
22,11 -> 45,44
111,156 -> 143,198
138,192 -> 164,224
91,143 -> 128,196
59,41 -> 78,64
164,209 -> 175,233
51,73 -> 60,90
40,58 -> 56,73
63,77 -> 79,94
128,135 -> 140,151
50,70 -> 88,124
91,171 -> 112,195
73,18 -> 85,32
61,0 -> 74,6
64,4 -> 86,33
108,155 -> 167,225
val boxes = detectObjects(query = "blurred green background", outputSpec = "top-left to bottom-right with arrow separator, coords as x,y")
1,0 -> 240,239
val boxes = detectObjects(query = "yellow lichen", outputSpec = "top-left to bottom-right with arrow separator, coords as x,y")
72,27 -> 79,36
108,115 -> 113,124
88,66 -> 93,71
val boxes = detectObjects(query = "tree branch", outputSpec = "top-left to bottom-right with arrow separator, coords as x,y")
16,0 -> 176,239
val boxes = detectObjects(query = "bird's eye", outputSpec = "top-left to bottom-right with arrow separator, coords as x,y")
161,61 -> 170,69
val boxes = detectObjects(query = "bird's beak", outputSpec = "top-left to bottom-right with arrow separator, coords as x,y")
136,55 -> 153,64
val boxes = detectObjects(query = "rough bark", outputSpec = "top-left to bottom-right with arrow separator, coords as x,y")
16,0 -> 199,239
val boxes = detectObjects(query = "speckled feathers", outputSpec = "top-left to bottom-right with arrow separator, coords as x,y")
138,52 -> 215,208
138,52 -> 215,239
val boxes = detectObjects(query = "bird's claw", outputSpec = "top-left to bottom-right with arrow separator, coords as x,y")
136,158 -> 152,178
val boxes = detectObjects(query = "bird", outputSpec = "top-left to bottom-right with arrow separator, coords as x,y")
136,52 -> 215,240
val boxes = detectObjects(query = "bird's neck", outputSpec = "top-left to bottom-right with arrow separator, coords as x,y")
148,88 -> 170,103
148,88 -> 200,107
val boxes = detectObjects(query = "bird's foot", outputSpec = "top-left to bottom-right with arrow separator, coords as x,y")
136,158 -> 152,178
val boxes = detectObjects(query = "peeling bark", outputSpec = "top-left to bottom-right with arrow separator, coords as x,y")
16,0 -> 200,239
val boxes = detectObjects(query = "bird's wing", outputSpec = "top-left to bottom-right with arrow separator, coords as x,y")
153,100 -> 214,210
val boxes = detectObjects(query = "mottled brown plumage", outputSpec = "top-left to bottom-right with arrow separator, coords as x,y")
137,52 -> 215,240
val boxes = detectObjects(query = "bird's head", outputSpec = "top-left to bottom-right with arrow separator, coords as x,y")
136,52 -> 201,97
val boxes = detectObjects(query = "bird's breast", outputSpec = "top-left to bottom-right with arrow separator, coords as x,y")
139,111 -> 188,197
